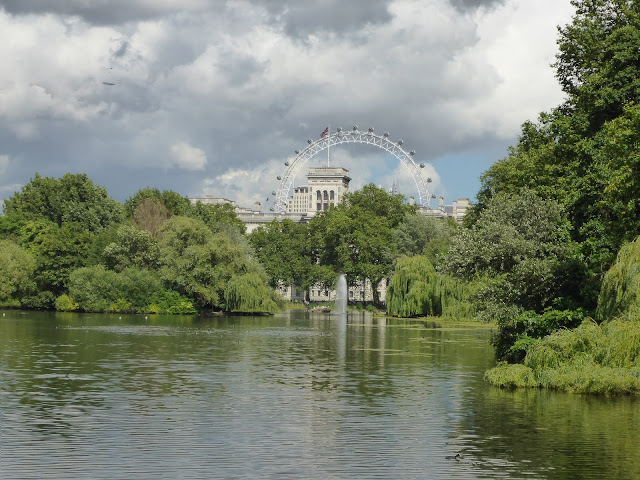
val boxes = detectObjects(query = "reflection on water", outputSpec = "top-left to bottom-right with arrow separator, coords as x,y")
1,310 -> 638,479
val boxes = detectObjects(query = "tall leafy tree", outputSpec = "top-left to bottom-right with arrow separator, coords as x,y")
0,239 -> 36,307
308,184 -> 414,304
3,173 -> 123,233
475,0 -> 640,305
249,219 -> 313,289
19,220 -> 92,308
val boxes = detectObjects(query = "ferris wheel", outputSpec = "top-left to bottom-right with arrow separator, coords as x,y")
270,126 -> 434,213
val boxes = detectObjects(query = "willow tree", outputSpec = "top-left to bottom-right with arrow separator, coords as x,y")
597,236 -> 640,322
386,256 -> 462,318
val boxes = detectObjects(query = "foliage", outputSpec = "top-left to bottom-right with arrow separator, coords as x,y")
189,202 -> 246,235
441,190 -> 585,358
3,173 -> 123,233
19,220 -> 92,307
475,1 -> 640,307
0,239 -> 36,307
103,225 -> 161,272
0,214 -> 26,241
67,266 -> 165,313
159,216 -> 274,312
249,219 -> 313,289
124,188 -> 191,218
597,235 -> 640,321
224,272 -> 281,314
55,294 -> 78,312
486,318 -> 640,395
386,256 -> 465,318
149,290 -> 198,314
131,198 -> 171,238
492,308 -> 589,363
308,184 -> 412,304
393,214 -> 457,266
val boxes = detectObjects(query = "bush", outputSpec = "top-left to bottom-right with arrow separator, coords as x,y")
55,294 -> 78,312
486,319 -> 640,395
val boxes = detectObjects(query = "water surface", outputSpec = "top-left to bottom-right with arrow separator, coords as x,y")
1,310 -> 638,479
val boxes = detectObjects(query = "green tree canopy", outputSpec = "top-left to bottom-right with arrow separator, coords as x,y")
103,225 -> 161,272
0,239 -> 36,307
3,173 -> 123,233
249,219 -> 313,289
307,184 -> 416,304
124,188 -> 191,218
158,216 -> 272,312
474,0 -> 640,305
19,220 -> 92,308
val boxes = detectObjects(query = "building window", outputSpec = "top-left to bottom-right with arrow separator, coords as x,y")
330,190 -> 335,201
323,190 -> 328,200
317,191 -> 321,200
317,203 -> 321,211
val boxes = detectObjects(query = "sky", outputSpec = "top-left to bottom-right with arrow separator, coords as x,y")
0,0 -> 577,211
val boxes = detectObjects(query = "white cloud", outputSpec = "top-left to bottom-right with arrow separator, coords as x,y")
0,0 -> 577,207
170,142 -> 207,170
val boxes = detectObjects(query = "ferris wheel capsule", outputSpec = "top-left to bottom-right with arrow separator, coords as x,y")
397,139 -> 403,145
295,149 -> 299,154
284,161 -> 289,166
337,127 -> 342,132
307,139 -> 312,144
272,191 -> 276,195
383,132 -> 389,137
368,127 -> 374,132
427,177 -> 432,183
410,150 -> 415,156
277,176 -> 281,180
352,125 -> 358,131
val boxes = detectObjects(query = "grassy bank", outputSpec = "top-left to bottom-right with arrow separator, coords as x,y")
486,319 -> 640,395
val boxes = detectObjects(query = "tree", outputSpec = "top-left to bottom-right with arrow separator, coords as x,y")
3,173 -> 124,233
68,265 -> 164,313
103,225 -> 160,272
19,220 -> 92,308
159,216 -> 273,312
131,198 -> 171,238
308,184 -> 414,305
441,190 -> 584,358
393,214 -> 457,266
124,188 -> 191,218
474,1 -> 640,306
249,219 -> 313,289
189,202 -> 246,235
0,239 -> 36,307
387,256 -> 449,317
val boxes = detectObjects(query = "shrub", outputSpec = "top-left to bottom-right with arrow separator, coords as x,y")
55,294 -> 78,312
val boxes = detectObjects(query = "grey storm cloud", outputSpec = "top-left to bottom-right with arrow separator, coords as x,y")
0,0 -> 573,208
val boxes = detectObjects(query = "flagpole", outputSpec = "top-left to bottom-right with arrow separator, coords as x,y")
327,124 -> 330,167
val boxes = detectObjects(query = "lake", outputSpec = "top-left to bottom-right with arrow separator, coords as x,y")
1,310 -> 638,479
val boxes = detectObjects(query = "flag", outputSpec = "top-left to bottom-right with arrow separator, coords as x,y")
321,126 -> 329,137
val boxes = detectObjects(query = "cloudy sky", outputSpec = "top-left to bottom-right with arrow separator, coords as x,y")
0,0 -> 576,211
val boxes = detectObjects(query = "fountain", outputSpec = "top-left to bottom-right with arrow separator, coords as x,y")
335,274 -> 347,315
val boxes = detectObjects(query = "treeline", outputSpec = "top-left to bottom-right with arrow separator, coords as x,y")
466,0 -> 640,393
0,175 -> 281,314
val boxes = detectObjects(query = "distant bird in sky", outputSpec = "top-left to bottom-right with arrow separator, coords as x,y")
102,81 -> 115,86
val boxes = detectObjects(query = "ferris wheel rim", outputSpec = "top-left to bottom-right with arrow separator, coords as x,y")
272,128 -> 432,213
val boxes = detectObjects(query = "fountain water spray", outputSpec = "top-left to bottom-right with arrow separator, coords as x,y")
335,274 -> 347,315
